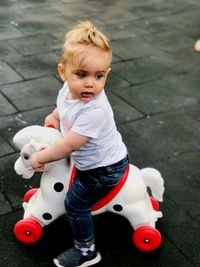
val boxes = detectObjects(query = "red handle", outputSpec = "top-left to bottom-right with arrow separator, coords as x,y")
47,124 -> 56,129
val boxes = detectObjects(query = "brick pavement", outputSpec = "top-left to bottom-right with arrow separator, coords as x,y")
0,0 -> 200,266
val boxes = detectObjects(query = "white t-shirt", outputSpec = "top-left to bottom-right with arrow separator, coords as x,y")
57,82 -> 127,170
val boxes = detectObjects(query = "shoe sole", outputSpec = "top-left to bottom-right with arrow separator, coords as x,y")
53,252 -> 102,267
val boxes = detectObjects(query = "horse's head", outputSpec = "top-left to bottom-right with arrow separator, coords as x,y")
13,125 -> 62,179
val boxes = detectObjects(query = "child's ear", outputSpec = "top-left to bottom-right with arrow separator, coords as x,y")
57,63 -> 65,81
107,67 -> 111,74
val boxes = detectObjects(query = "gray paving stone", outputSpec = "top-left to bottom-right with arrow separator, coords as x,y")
118,122 -> 158,167
160,197 -> 192,232
5,53 -> 58,79
0,0 -> 53,11
93,7 -> 136,24
98,233 -> 193,267
0,134 -> 15,157
19,5 -> 64,21
15,16 -> 74,35
0,154 -> 40,209
106,71 -> 130,90
179,103 -> 200,123
0,40 -> 21,60
0,92 -> 17,115
156,151 -> 200,219
1,77 -> 61,111
0,192 -> 12,215
0,61 -> 23,85
125,0 -> 196,19
180,24 -> 200,40
163,9 -> 200,30
101,22 -> 137,41
7,34 -> 61,56
110,54 -> 123,63
129,16 -> 177,36
111,37 -> 156,60
90,213 -> 192,267
0,211 -> 55,267
52,2 -> 97,17
150,48 -> 200,74
159,196 -> 200,266
0,24 -> 24,41
141,30 -> 194,52
106,91 -> 144,125
119,111 -> 200,166
0,12 -> 23,24
162,197 -> 200,266
169,220 -> 200,266
0,106 -> 54,145
114,73 -> 200,114
112,57 -> 172,86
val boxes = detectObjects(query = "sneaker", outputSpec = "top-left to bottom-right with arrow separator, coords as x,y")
53,247 -> 102,267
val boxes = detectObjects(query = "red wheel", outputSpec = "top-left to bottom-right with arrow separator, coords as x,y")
14,218 -> 43,244
150,196 -> 159,211
132,226 -> 161,251
24,188 -> 38,202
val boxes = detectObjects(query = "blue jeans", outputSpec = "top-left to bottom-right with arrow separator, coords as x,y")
65,155 -> 129,247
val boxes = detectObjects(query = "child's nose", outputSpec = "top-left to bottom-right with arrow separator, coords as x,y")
85,76 -> 94,87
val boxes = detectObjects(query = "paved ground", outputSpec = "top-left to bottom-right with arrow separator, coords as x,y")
0,0 -> 200,266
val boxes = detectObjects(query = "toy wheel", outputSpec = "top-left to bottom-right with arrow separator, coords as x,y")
24,188 -> 38,202
132,226 -> 161,251
14,218 -> 43,244
150,196 -> 159,211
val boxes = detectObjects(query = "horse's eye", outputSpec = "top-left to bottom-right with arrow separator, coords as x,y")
23,153 -> 29,160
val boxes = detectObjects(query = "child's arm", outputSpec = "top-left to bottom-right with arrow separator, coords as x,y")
44,108 -> 60,129
30,131 -> 89,171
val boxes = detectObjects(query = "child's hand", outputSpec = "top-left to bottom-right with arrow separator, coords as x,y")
44,113 -> 59,129
30,152 -> 44,172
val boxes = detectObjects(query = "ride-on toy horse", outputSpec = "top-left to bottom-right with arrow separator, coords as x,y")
13,125 -> 164,252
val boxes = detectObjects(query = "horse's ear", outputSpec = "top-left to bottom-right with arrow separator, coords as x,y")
29,139 -> 40,153
29,139 -> 47,153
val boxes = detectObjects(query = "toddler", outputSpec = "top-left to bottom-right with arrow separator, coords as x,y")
31,21 -> 128,267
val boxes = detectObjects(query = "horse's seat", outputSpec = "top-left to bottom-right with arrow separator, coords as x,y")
69,164 -> 130,211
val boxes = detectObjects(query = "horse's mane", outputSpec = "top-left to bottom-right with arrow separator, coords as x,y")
13,125 -> 62,149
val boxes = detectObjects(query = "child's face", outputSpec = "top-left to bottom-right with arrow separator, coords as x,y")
58,45 -> 111,102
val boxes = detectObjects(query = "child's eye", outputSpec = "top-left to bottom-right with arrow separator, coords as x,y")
76,72 -> 87,78
96,73 -> 104,80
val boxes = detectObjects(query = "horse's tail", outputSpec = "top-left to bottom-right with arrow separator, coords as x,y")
140,168 -> 164,202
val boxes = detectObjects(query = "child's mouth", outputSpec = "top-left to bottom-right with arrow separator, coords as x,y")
81,92 -> 94,98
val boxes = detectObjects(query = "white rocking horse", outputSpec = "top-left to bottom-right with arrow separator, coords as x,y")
13,125 -> 165,252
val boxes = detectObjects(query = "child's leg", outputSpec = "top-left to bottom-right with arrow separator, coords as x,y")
54,155 -> 129,267
64,172 -> 98,245
53,172 -> 100,267
65,155 -> 129,245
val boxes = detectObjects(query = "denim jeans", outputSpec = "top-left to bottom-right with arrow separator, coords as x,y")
65,155 -> 129,247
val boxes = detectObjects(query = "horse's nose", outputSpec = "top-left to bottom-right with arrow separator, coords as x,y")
14,158 -> 34,179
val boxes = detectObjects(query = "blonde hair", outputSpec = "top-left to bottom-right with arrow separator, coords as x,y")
60,21 -> 112,65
